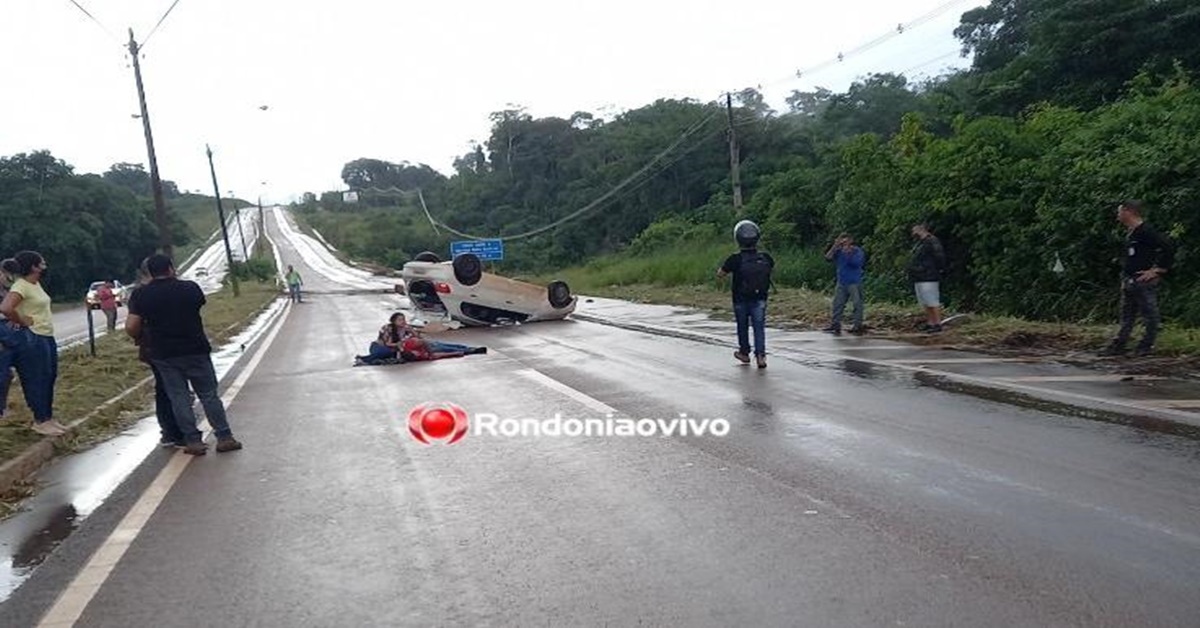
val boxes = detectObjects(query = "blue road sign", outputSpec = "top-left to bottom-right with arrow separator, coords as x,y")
450,239 -> 504,261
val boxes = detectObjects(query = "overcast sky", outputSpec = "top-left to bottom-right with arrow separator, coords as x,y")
1,0 -> 984,203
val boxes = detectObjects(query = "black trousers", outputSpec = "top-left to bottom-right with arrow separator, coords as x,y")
1114,279 -> 1160,350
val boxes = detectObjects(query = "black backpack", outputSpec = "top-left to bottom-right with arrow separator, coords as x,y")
737,252 -> 773,298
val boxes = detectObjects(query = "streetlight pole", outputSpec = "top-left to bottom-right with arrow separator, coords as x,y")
205,144 -> 240,297
128,29 -> 172,256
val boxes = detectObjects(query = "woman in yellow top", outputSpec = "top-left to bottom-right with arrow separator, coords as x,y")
0,251 -> 66,436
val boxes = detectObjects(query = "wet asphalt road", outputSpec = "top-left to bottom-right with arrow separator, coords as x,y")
3,210 -> 1199,627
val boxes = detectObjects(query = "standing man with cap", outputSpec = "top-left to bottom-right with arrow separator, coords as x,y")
1101,200 -> 1174,357
717,220 -> 774,369
126,254 -> 242,455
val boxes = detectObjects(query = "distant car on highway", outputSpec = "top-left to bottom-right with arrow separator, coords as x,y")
400,252 -> 575,326
85,280 -> 128,309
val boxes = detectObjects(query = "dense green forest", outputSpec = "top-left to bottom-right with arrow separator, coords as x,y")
301,0 -> 1195,326
0,154 -> 205,300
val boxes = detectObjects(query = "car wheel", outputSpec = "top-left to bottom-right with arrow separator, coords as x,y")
547,280 -> 573,309
452,253 -> 482,286
414,251 -> 441,263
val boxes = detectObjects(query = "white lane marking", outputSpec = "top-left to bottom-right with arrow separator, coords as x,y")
514,368 -> 618,415
37,300 -> 293,628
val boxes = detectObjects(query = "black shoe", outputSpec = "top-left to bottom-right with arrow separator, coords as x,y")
924,324 -> 943,334
182,442 -> 207,456
468,347 -> 488,355
848,326 -> 866,335
917,322 -> 932,332
216,437 -> 243,453
1098,344 -> 1126,357
821,325 -> 842,336
1133,346 -> 1154,358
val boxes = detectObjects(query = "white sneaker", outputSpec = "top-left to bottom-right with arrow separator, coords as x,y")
31,421 -> 65,436
47,419 -> 71,433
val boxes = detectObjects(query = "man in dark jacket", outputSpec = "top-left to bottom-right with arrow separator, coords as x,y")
908,223 -> 947,333
1101,200 -> 1175,357
717,220 -> 774,369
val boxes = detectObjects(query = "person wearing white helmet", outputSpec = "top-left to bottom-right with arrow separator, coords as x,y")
717,220 -> 774,368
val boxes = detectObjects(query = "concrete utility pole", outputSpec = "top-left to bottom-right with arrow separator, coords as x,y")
128,29 -> 173,256
257,195 -> 265,257
233,200 -> 249,262
726,92 -> 744,214
205,145 -> 240,297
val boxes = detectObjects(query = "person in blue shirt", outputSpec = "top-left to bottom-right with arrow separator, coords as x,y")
823,233 -> 866,335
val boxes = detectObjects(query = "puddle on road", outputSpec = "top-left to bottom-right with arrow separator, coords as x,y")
0,296 -> 288,602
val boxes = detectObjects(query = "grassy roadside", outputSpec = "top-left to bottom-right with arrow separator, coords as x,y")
563,282 -> 1200,369
0,280 -> 280,469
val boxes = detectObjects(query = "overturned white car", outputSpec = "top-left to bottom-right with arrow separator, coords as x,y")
399,252 -> 576,326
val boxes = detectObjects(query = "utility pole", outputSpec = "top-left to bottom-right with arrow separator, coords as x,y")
205,145 -> 240,297
128,29 -> 173,256
233,202 -> 249,262
257,195 -> 265,258
726,92 -> 744,214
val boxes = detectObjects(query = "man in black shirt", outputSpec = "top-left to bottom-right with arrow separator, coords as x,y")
126,254 -> 242,455
908,224 -> 947,333
1101,201 -> 1175,357
717,220 -> 774,369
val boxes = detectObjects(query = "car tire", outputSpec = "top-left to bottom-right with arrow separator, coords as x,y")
414,251 -> 441,263
547,280 -> 573,309
452,253 -> 482,286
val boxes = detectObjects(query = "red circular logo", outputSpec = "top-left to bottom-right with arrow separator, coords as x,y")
408,402 -> 468,445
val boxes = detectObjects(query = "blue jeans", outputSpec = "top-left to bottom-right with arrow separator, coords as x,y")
0,345 -> 12,417
427,341 -> 472,354
733,299 -> 767,357
831,282 -> 864,328
150,363 -> 184,443
288,283 -> 302,303
12,331 -> 58,422
152,354 -> 233,444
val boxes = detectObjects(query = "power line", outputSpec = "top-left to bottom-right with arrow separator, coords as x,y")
140,0 -> 184,48
765,0 -> 972,89
65,0 -> 121,46
405,109 -> 722,242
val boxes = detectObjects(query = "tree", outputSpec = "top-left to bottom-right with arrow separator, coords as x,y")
0,152 -> 162,299
101,162 -> 180,198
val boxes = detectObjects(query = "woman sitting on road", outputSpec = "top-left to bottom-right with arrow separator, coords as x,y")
354,312 -> 413,365
354,312 -> 484,365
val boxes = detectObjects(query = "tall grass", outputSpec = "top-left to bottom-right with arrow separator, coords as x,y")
548,237 -> 840,293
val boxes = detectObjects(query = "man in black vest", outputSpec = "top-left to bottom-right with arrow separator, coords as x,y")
126,254 -> 243,455
717,220 -> 774,369
1101,200 -> 1174,357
